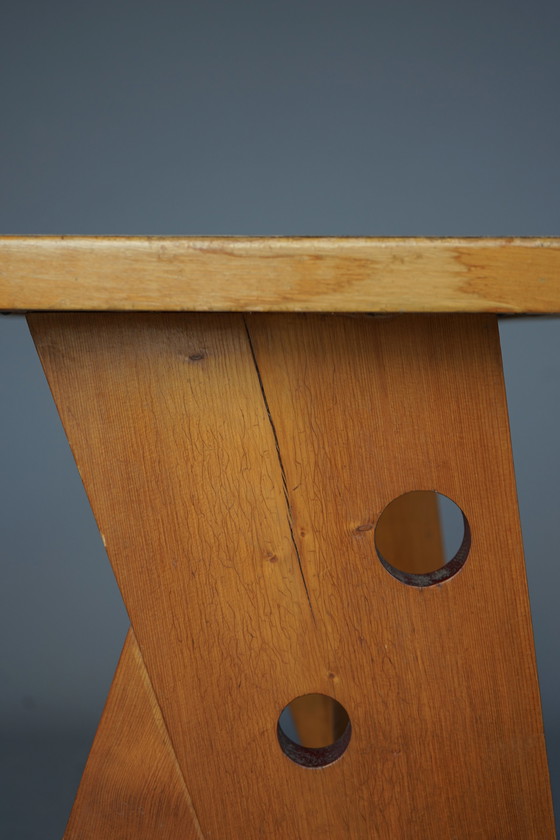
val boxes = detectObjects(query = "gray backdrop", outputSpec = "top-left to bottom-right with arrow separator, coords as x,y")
1,1 -> 559,836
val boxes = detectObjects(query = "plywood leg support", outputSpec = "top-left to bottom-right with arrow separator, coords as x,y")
28,312 -> 556,839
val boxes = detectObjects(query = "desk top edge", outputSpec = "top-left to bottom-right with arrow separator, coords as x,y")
1,236 -> 559,313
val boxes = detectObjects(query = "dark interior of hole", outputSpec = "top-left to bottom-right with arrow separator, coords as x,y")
278,694 -> 349,747
374,490 -> 470,584
277,694 -> 352,768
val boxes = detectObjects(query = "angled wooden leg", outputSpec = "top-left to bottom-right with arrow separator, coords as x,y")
64,629 -> 203,840
28,312 -> 555,839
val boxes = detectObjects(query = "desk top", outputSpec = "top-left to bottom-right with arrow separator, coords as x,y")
1,236 -> 559,313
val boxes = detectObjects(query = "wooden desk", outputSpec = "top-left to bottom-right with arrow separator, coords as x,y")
2,237 -> 559,838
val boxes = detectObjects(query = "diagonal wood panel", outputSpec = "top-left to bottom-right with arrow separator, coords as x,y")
29,313 -> 332,839
29,312 -> 555,838
64,629 -> 203,840
245,312 -> 555,838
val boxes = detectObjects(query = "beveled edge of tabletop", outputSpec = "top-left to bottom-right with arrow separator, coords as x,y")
1,236 -> 559,313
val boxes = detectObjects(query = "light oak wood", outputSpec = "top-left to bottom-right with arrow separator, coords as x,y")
2,236 -> 560,312
64,630 -> 202,840
28,312 -> 555,838
247,312 -> 555,836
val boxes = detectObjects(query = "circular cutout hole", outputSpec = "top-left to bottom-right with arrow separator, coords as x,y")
374,490 -> 470,586
277,694 -> 351,768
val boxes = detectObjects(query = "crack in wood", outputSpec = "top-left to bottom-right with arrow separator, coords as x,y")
243,317 -> 316,623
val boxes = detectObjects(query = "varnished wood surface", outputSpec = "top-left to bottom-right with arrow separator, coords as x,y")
64,630 -> 202,840
29,312 -> 555,838
2,236 -> 560,312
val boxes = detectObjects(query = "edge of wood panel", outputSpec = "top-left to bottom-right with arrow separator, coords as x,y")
64,629 -> 204,840
1,236 -> 560,312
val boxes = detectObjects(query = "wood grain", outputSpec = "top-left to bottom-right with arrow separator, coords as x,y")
246,312 -> 555,837
29,312 -> 555,838
64,630 -> 203,840
3,236 -> 560,312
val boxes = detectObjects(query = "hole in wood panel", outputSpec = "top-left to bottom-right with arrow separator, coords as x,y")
374,490 -> 470,586
277,694 -> 351,768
